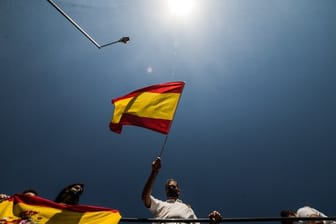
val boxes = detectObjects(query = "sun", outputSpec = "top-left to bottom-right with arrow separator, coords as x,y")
168,0 -> 195,18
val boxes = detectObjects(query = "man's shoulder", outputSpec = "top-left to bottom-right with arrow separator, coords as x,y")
150,195 -> 165,204
297,206 -> 326,217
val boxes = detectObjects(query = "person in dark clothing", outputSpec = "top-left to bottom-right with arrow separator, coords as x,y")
54,183 -> 84,205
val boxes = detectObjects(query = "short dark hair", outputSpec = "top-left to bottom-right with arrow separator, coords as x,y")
281,210 -> 296,217
165,179 -> 179,188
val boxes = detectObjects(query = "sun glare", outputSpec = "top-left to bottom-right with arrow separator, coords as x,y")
168,0 -> 194,17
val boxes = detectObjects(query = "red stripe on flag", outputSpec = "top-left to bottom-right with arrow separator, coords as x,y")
13,194 -> 119,213
112,81 -> 184,103
110,114 -> 172,134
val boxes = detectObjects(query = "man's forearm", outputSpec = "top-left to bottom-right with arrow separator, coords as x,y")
141,170 -> 159,208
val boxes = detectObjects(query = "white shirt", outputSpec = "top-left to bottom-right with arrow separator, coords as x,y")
149,195 -> 197,220
297,206 -> 327,218
297,206 -> 335,224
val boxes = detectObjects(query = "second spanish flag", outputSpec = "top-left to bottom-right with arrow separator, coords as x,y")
110,81 -> 185,134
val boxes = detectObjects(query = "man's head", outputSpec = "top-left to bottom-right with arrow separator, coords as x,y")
281,210 -> 297,224
69,184 -> 83,195
54,183 -> 84,205
22,189 -> 38,197
165,179 -> 180,200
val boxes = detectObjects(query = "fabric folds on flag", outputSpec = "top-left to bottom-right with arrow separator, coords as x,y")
0,194 -> 121,224
110,81 -> 185,134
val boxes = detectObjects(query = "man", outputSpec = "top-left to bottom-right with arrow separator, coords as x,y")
142,157 -> 222,222
0,193 -> 10,202
54,183 -> 84,205
22,189 -> 38,197
281,206 -> 335,224
297,206 -> 335,224
0,189 -> 38,202
0,190 -> 39,224
280,210 -> 299,224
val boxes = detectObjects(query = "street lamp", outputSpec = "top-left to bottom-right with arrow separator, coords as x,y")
100,36 -> 130,48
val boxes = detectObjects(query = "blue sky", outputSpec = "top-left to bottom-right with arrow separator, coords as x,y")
1,0 -> 335,220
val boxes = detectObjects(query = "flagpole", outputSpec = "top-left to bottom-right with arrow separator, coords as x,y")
159,135 -> 169,157
158,82 -> 185,158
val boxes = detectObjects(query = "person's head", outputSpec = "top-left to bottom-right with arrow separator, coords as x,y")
165,179 -> 180,200
54,183 -> 84,205
281,210 -> 297,224
22,189 -> 38,197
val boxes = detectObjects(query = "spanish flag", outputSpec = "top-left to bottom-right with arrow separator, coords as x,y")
110,81 -> 185,134
0,194 -> 121,224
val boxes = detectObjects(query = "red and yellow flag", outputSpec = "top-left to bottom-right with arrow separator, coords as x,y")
110,81 -> 185,134
0,194 -> 121,224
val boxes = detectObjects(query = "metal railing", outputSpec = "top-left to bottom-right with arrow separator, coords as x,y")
120,217 -> 336,223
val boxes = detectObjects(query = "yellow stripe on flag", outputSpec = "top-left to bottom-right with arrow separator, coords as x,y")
112,92 -> 180,123
0,195 -> 121,224
81,211 -> 121,224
